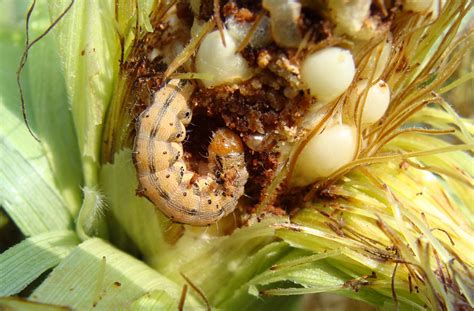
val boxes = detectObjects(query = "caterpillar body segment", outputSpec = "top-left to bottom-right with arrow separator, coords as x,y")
133,79 -> 249,226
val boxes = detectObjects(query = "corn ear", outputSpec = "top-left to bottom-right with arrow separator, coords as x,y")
0,0 -> 472,310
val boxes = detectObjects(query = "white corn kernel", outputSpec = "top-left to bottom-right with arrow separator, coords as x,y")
328,0 -> 371,36
359,35 -> 392,80
262,0 -> 303,48
300,47 -> 356,102
352,80 -> 391,125
196,30 -> 252,87
292,124 -> 357,186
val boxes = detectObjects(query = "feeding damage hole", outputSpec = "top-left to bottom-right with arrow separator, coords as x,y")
180,110 -> 226,173
188,82 -> 309,206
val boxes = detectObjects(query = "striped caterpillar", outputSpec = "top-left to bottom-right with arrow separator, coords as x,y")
133,79 -> 249,226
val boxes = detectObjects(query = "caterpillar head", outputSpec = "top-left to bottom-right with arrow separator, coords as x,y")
208,128 -> 245,156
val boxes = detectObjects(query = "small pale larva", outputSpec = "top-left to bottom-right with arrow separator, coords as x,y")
133,79 -> 249,226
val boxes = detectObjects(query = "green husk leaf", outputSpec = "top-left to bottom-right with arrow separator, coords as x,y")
129,290 -> 181,311
29,238 -> 203,310
46,0 -> 121,187
0,120 -> 73,235
0,230 -> 79,296
21,0 -> 83,214
100,149 -> 176,262
0,297 -> 69,311
156,220 -> 294,309
0,0 -> 82,215
232,295 -> 303,311
0,1 -> 75,235
254,247 -> 424,309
